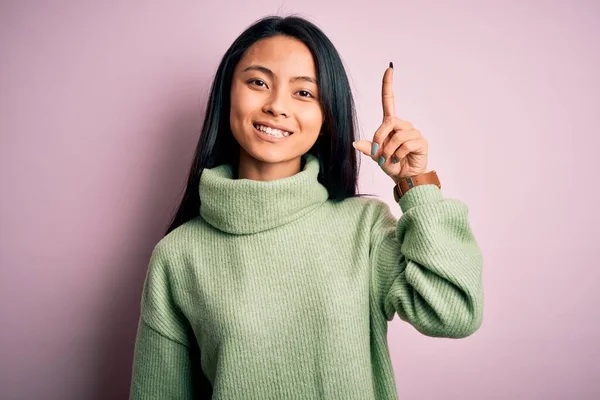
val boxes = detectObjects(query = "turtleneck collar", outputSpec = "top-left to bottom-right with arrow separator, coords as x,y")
199,154 -> 329,235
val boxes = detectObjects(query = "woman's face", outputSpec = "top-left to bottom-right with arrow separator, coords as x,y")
229,35 -> 324,179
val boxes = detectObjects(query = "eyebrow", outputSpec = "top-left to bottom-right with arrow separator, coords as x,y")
242,65 -> 318,86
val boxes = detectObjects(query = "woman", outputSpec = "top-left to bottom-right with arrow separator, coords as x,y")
129,15 -> 484,400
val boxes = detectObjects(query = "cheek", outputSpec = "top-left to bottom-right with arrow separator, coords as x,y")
229,85 -> 245,121
231,85 -> 262,121
298,106 -> 324,135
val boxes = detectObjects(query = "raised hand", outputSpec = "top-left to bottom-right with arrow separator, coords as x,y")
353,63 -> 429,183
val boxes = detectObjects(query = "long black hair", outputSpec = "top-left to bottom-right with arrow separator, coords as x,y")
165,15 -> 365,235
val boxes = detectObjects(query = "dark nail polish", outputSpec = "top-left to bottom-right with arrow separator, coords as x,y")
378,156 -> 386,167
389,61 -> 394,69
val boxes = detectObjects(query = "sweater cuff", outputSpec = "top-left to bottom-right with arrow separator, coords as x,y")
398,184 -> 444,212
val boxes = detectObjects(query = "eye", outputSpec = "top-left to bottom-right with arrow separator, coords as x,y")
248,79 -> 267,88
297,90 -> 314,98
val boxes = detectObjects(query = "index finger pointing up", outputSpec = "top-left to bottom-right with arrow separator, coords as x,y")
382,62 -> 396,119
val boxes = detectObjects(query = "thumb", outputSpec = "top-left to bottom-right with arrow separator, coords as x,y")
352,140 -> 373,157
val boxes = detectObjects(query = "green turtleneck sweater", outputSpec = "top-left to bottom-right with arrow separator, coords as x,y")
129,154 -> 484,399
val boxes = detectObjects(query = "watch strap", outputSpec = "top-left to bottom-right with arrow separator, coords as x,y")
393,170 -> 441,202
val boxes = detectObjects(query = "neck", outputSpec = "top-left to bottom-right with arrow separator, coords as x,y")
237,150 -> 302,181
199,153 -> 328,235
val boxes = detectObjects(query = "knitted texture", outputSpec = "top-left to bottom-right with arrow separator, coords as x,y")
129,154 -> 484,399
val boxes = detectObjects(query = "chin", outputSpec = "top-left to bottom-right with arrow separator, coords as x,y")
246,148 -> 295,164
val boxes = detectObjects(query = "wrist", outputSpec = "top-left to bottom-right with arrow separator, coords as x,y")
393,170 -> 441,202
391,170 -> 429,184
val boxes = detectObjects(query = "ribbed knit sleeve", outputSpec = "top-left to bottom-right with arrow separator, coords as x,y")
370,184 -> 484,338
129,244 -> 194,399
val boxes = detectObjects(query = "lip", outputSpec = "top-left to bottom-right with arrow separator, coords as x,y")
253,124 -> 292,142
253,121 -> 294,135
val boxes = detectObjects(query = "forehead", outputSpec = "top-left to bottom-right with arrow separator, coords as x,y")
239,36 -> 316,75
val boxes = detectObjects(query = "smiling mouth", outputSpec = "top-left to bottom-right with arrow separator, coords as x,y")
253,123 -> 294,138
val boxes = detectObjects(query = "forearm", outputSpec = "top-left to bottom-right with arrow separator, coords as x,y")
372,185 -> 484,338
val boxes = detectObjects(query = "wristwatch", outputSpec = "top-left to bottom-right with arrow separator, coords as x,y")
393,170 -> 441,202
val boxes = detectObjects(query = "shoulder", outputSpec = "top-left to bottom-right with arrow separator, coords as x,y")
149,216 -> 208,266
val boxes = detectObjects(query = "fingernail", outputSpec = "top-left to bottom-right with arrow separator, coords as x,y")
389,61 -> 394,69
392,158 -> 398,164
378,156 -> 386,167
371,142 -> 379,156
352,141 -> 357,149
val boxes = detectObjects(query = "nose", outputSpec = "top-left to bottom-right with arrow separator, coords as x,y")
262,90 -> 289,118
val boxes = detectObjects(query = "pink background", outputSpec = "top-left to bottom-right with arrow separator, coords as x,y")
1,1 -> 598,399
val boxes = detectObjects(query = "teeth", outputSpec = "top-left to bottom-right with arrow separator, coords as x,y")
255,124 -> 291,137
